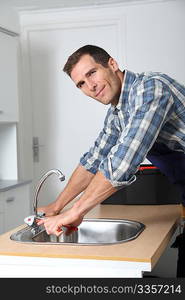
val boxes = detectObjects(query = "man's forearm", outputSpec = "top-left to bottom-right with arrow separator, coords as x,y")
72,171 -> 117,217
37,170 -> 117,235
55,164 -> 95,211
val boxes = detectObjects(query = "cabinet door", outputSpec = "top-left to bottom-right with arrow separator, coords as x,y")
0,196 -> 5,234
3,184 -> 30,232
0,32 -> 19,122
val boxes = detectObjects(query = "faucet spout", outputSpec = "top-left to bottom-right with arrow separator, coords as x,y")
33,169 -> 65,216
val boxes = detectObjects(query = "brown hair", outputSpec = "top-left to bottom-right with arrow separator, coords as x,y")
63,45 -> 111,77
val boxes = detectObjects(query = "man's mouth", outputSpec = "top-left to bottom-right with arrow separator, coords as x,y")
95,86 -> 105,98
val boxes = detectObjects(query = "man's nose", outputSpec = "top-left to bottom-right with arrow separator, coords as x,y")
86,79 -> 97,91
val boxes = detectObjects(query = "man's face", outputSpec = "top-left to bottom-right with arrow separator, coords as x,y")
70,54 -> 122,106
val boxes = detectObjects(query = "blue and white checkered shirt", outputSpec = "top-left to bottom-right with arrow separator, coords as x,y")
80,70 -> 185,188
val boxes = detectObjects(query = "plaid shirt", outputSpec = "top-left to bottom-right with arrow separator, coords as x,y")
80,70 -> 185,188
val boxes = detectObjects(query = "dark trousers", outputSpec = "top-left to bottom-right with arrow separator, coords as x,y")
147,142 -> 185,277
147,143 -> 185,206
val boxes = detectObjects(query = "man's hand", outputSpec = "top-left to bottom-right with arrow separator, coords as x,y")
37,207 -> 83,236
37,170 -> 116,237
37,201 -> 61,217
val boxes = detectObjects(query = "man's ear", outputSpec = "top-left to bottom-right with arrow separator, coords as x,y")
108,57 -> 119,72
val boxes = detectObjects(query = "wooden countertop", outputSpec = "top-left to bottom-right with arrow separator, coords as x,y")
0,204 -> 181,269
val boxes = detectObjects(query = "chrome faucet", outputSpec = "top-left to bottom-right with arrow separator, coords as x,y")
33,169 -> 65,216
24,169 -> 65,234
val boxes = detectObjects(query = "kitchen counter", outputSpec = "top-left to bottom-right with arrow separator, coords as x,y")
0,179 -> 31,192
0,204 -> 181,278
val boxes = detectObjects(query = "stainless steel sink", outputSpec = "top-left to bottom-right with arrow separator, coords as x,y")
10,218 -> 145,245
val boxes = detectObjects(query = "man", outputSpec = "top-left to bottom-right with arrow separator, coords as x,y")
37,45 -> 185,236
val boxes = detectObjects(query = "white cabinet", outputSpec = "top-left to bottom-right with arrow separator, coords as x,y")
0,29 -> 29,235
0,124 -> 18,180
0,196 -> 4,234
0,32 -> 19,122
0,183 -> 30,234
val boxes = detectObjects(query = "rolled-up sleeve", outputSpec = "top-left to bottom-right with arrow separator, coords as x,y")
80,107 -> 119,174
99,78 -> 174,188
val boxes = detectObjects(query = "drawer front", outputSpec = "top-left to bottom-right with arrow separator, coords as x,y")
3,184 -> 30,232
0,198 -> 4,212
0,200 -> 5,234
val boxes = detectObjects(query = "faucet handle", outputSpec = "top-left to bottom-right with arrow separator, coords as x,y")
24,212 -> 45,227
24,214 -> 45,235
36,211 -> 46,218
24,215 -> 36,227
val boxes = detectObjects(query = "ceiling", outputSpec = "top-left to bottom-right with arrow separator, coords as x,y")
1,0 -> 164,11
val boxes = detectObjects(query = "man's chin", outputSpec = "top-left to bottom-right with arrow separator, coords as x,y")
90,95 -> 111,105
97,98 -> 111,105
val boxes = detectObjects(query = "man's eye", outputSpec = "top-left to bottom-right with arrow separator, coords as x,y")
78,82 -> 84,88
88,70 -> 96,77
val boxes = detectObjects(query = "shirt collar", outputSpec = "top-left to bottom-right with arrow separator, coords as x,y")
112,69 -> 138,112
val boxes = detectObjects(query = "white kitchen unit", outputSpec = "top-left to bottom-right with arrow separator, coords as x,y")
0,30 -> 19,123
0,200 -> 4,235
0,27 -> 20,181
0,27 -> 31,234
0,124 -> 18,180
0,181 -> 31,234
0,256 -> 150,278
0,28 -> 19,182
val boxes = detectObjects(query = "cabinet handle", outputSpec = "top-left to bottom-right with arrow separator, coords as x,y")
6,197 -> 15,203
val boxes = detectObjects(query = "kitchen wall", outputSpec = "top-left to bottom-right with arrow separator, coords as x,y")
0,2 -> 20,32
18,0 -> 185,182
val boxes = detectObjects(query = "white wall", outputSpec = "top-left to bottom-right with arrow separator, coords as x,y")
18,0 -> 185,179
124,0 -> 185,83
21,0 -> 185,177
0,1 -> 20,32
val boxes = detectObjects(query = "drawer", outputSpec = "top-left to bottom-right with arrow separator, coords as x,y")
0,201 -> 5,234
1,184 -> 30,232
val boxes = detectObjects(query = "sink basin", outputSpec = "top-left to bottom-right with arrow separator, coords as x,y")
10,218 -> 145,245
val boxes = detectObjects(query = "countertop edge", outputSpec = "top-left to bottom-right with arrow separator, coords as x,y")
0,179 -> 32,192
151,216 -> 180,268
0,252 -> 152,263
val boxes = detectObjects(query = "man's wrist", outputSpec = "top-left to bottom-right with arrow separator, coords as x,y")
71,200 -> 87,219
54,199 -> 65,214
